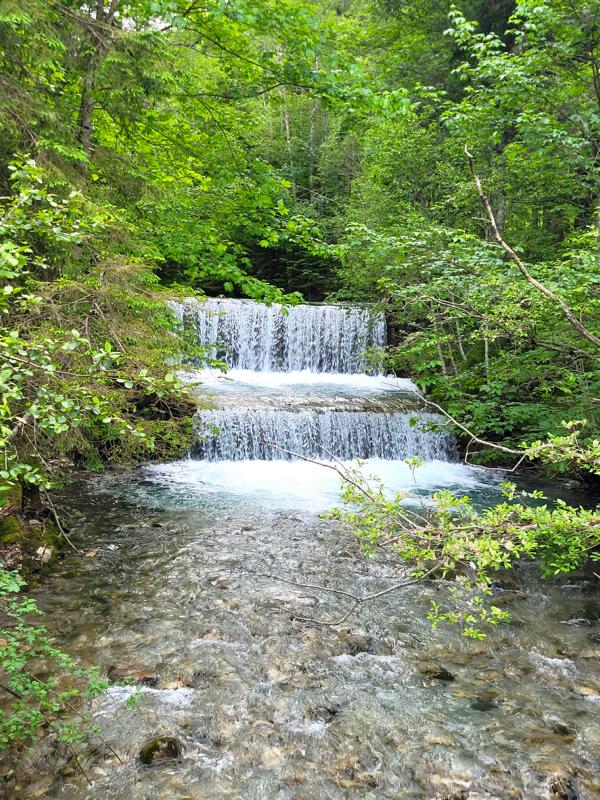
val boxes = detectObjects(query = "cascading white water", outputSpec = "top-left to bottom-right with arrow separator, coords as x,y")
175,296 -> 456,464
171,297 -> 386,373
193,410 -> 456,461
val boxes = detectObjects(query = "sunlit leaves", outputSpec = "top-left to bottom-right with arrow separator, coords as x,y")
0,160 -> 197,501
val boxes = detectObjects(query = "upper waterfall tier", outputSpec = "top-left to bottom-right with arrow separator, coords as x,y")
171,297 -> 386,373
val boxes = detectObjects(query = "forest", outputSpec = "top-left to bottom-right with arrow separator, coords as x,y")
1,0 -> 600,797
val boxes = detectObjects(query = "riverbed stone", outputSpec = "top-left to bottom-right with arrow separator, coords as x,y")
106,665 -> 159,686
35,545 -> 53,563
340,630 -> 381,655
549,721 -> 577,741
579,647 -> 600,659
561,601 -> 600,626
469,698 -> 498,711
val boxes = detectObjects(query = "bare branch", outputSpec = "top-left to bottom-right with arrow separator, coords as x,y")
465,146 -> 600,350
260,571 -> 431,627
41,491 -> 80,553
383,382 -> 523,456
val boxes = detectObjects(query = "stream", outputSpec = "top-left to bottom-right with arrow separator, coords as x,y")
6,299 -> 600,800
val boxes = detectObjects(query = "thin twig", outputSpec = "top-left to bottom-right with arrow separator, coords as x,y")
41,492 -> 80,553
383,382 -> 523,456
261,569 -> 436,627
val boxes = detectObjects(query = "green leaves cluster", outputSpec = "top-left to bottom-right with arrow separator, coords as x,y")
0,565 -> 108,750
320,1 -> 600,457
0,159 -> 197,504
329,465 -> 600,638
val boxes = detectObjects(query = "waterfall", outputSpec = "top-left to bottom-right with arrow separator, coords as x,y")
171,297 -> 386,373
174,296 -> 456,464
193,410 -> 456,462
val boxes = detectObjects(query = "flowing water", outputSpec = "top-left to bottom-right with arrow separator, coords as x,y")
5,299 -> 600,800
192,410 -> 456,461
171,298 -> 386,373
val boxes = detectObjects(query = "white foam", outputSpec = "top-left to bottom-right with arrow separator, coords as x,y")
181,368 -> 417,393
97,685 -> 196,710
143,458 -> 493,512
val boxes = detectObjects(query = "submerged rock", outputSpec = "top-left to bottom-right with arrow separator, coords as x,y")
419,663 -> 455,682
561,602 -> 600,626
138,736 -> 183,766
579,647 -> 600,659
545,773 -> 581,800
106,666 -> 159,687
469,698 -> 498,712
340,631 -> 381,656
549,721 -> 577,741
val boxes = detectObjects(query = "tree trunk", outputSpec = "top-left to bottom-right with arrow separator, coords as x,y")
455,322 -> 467,361
308,99 -> 317,204
77,1 -> 120,158
466,147 -> 600,350
307,56 -> 319,205
77,59 -> 99,157
495,190 -> 505,238
432,308 -> 448,376
483,334 -> 490,378
282,93 -> 295,197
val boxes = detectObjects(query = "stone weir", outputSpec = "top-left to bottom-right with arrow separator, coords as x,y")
170,297 -> 456,464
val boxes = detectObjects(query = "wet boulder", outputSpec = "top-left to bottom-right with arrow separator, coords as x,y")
139,735 -> 183,766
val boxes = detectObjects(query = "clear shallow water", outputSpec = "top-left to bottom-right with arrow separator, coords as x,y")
5,298 -> 600,800
5,465 -> 600,800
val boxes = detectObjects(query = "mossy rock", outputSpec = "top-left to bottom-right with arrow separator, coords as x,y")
35,521 -> 62,549
0,513 -> 24,544
1,482 -> 25,544
3,484 -> 23,509
139,735 -> 183,765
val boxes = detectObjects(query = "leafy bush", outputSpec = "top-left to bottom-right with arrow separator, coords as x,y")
0,566 -> 107,750
0,159 -> 199,506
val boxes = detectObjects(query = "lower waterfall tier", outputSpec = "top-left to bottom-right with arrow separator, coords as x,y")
192,409 -> 456,462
